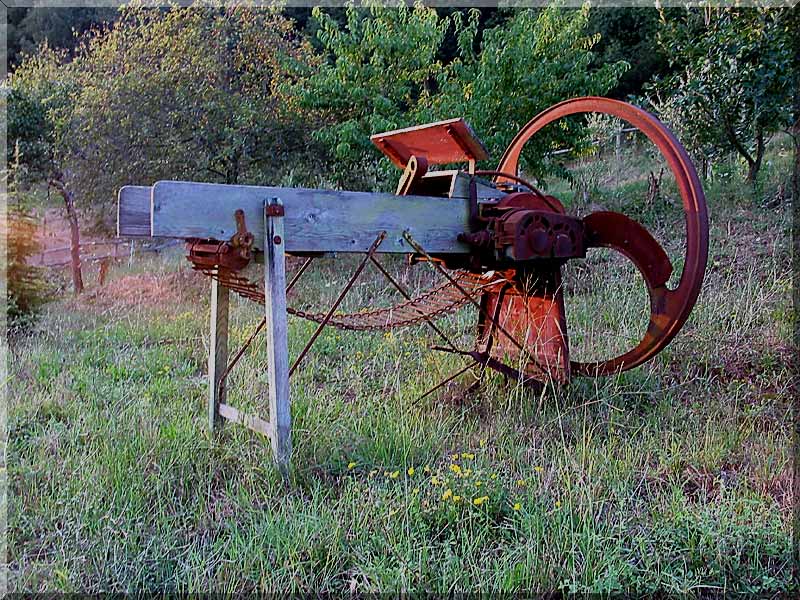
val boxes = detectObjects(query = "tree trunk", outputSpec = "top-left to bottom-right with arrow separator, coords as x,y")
747,129 -> 765,184
49,177 -> 84,294
722,119 -> 759,184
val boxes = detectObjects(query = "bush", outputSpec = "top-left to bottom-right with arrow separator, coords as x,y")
6,204 -> 50,327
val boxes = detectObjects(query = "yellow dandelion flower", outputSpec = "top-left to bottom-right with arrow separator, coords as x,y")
453,495 -> 461,503
516,479 -> 527,487
463,468 -> 472,477
347,461 -> 357,470
513,502 -> 521,511
450,454 -> 459,461
442,489 -> 453,500
430,475 -> 441,486
423,465 -> 432,474
555,500 -> 562,509
475,481 -> 483,487
472,496 -> 489,506
412,487 -> 420,495
461,452 -> 475,460
479,438 -> 487,448
449,464 -> 462,475
534,466 -> 544,473
490,473 -> 498,480
389,470 -> 400,479
407,467 -> 415,476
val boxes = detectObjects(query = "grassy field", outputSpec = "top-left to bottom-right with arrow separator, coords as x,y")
5,141 -> 795,594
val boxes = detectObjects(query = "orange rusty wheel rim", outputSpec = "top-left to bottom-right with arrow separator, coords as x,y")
496,97 -> 709,376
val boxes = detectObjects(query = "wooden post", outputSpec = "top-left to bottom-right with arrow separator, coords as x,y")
208,278 -> 230,433
264,198 -> 291,469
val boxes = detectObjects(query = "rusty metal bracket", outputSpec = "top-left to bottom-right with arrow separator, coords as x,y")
265,204 -> 285,217
230,208 -> 255,251
395,155 -> 428,196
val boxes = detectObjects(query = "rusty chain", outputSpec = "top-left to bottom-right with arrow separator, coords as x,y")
187,257 -> 507,332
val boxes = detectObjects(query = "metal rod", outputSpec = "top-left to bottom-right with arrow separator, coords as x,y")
368,255 -> 459,352
213,255 -> 316,394
287,256 -> 314,293
289,232 -> 386,377
403,231 -> 528,357
415,361 -> 478,403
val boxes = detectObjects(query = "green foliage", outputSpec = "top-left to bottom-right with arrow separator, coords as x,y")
297,2 -> 451,188
428,5 -> 627,179
7,7 -> 116,68
588,8 -> 668,99
5,89 -> 51,180
647,8 -> 795,183
6,203 -> 49,326
301,3 -> 627,188
6,44 -> 78,183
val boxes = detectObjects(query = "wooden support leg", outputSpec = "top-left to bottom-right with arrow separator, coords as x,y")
208,278 -> 230,433
264,199 -> 291,469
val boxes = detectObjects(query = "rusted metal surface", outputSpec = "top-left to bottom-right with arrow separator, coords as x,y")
371,118 -> 489,168
476,269 -> 570,383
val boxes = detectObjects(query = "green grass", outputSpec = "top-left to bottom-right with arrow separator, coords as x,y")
6,143 -> 795,594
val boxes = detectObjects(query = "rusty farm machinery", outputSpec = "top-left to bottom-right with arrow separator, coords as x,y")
117,97 -> 709,468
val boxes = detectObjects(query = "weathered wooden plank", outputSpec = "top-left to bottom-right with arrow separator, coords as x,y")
150,180 -> 472,254
218,403 -> 272,438
449,171 -> 504,200
208,279 -> 229,433
117,186 -> 152,237
264,199 -> 291,470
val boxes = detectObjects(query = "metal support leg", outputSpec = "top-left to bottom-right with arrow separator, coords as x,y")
208,277 -> 230,433
264,199 -> 291,470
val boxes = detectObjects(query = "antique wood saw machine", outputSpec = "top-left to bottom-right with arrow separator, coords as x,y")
117,97 -> 709,469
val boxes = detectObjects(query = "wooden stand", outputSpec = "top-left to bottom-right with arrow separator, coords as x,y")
263,199 -> 291,469
207,198 -> 291,471
208,278 -> 229,432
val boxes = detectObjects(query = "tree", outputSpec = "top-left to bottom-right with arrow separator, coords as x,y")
7,45 -> 85,293
7,7 -> 116,68
299,3 -> 627,188
588,7 -> 669,100
648,7 -> 795,183
67,4 -> 320,211
295,3 -> 452,188
427,5 -> 627,180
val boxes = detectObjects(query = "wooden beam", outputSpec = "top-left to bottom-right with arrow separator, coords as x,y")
208,278 -> 229,433
264,199 -> 291,470
117,186 -> 152,237
149,180 -> 472,254
218,403 -> 272,438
